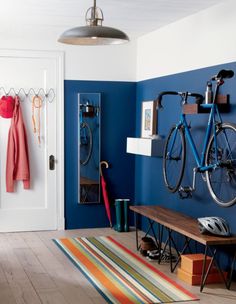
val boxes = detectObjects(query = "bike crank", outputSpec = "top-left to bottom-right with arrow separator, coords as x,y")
178,168 -> 198,199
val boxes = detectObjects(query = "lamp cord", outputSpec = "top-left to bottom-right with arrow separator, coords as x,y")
93,0 -> 96,20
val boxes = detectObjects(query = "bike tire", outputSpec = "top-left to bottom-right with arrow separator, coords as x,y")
206,123 -> 236,207
163,125 -> 186,193
80,122 -> 93,166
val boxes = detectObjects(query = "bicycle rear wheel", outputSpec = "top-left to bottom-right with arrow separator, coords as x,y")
206,123 -> 236,207
163,126 -> 186,193
80,122 -> 93,166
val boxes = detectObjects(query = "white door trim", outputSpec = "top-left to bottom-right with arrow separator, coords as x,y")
0,49 -> 65,230
55,51 -> 65,230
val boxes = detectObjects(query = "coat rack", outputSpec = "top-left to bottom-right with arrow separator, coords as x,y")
0,87 -> 55,103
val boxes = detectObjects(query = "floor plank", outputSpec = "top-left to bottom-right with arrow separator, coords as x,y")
0,234 -> 41,304
0,228 -> 235,304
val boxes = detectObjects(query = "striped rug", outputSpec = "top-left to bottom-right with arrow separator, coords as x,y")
53,236 -> 198,304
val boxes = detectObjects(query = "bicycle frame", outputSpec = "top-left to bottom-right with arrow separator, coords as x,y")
174,103 -> 223,173
168,79 -> 226,173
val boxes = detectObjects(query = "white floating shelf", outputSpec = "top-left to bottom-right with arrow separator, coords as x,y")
126,137 -> 165,157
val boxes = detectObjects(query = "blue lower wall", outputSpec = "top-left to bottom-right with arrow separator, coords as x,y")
65,62 -> 236,233
65,80 -> 136,229
135,62 -> 236,234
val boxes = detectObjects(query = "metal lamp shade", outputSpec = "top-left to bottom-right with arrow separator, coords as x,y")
58,25 -> 129,45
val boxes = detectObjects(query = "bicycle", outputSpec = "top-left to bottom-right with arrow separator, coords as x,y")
79,104 -> 93,166
155,69 -> 236,207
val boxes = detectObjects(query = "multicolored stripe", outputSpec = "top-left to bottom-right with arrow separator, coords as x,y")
53,236 -> 198,304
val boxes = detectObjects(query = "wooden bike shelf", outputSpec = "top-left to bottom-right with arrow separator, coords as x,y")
183,94 -> 230,114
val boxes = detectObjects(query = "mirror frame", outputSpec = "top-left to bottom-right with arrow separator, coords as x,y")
78,92 -> 101,204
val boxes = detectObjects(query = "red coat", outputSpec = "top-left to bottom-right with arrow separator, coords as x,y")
6,97 -> 30,192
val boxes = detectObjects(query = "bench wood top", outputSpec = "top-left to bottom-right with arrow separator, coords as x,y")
130,205 -> 236,246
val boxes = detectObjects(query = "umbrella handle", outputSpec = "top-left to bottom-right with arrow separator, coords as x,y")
100,161 -> 109,177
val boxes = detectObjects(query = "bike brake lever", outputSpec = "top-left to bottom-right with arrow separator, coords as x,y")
156,101 -> 163,110
155,96 -> 163,110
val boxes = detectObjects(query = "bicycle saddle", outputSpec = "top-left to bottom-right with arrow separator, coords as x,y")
212,69 -> 234,80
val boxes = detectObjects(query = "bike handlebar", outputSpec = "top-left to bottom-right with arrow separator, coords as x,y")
155,69 -> 234,110
155,91 -> 204,110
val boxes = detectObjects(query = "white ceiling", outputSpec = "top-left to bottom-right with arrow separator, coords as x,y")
0,0 -> 226,41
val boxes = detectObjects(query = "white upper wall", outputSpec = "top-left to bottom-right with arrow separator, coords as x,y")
136,0 -> 236,81
2,0 -> 234,83
1,37 -> 137,82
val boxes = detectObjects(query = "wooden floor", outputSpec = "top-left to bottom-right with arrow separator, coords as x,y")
0,228 -> 235,304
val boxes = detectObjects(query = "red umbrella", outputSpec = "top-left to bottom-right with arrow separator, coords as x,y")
100,161 -> 112,227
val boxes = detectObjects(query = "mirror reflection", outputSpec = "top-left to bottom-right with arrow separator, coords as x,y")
78,93 -> 101,203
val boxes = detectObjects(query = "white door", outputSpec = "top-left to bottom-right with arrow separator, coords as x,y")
0,50 -> 64,232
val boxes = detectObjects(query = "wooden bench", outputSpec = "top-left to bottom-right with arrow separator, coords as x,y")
130,205 -> 236,291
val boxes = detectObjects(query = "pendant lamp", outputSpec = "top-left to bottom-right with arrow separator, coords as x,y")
58,0 -> 129,45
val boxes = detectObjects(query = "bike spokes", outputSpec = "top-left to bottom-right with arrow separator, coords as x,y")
163,127 -> 186,193
206,124 -> 236,207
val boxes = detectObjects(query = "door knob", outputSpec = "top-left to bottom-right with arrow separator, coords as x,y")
49,155 -> 55,170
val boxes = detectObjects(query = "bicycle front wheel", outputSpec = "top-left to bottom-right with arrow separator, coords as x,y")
163,126 -> 186,193
80,122 -> 93,166
206,123 -> 236,207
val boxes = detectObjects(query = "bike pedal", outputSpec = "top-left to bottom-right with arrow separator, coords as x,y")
178,186 -> 193,199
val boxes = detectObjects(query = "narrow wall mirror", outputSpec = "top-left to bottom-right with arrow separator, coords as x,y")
78,93 -> 101,204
